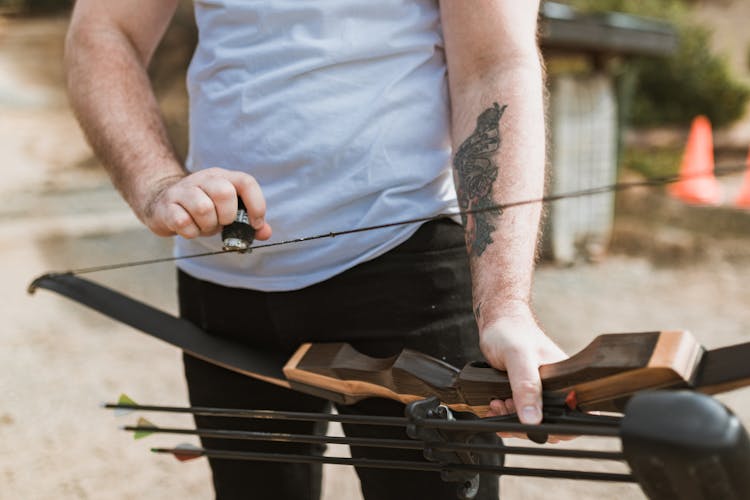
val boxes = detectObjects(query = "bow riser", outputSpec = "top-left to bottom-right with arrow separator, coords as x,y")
284,331 -> 704,414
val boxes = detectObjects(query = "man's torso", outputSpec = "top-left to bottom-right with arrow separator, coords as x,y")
176,0 -> 458,291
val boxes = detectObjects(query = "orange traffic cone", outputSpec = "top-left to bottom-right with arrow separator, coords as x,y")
668,116 -> 722,205
735,148 -> 750,209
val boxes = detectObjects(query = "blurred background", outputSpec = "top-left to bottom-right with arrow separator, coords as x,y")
1,1 -> 749,499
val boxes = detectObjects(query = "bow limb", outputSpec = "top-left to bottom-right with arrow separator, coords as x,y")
28,273 -> 289,388
695,342 -> 750,396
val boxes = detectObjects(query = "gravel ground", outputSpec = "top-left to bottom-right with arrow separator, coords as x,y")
2,15 -> 749,500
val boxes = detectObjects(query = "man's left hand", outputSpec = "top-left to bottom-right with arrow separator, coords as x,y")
478,302 -> 568,440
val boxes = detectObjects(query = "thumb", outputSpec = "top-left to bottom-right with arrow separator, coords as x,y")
502,353 -> 543,425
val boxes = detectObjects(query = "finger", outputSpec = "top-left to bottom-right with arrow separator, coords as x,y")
198,176 -> 238,226
162,203 -> 200,239
503,353 -> 543,425
548,434 -> 576,443
227,172 -> 267,230
487,400 -> 510,438
178,186 -> 220,235
488,399 -> 511,416
488,399 -> 527,440
254,223 -> 273,241
504,395 -> 573,443
498,431 -> 530,440
503,397 -> 527,439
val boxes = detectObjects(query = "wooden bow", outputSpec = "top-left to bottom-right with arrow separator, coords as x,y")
28,273 -> 750,415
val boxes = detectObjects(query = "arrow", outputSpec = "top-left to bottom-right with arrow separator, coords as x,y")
112,394 -> 139,417
105,391 -> 750,498
121,416 -> 624,460
163,443 -> 204,462
149,445 -> 635,482
108,397 -> 620,438
131,417 -> 158,440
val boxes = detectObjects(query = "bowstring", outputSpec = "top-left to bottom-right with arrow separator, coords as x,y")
61,162 -> 749,276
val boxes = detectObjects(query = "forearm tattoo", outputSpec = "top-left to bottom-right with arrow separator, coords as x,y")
454,103 -> 507,257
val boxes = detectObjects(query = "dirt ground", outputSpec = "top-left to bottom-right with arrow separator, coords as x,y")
2,16 -> 750,500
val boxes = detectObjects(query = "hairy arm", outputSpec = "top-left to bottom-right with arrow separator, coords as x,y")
440,1 -> 566,425
65,0 -> 270,240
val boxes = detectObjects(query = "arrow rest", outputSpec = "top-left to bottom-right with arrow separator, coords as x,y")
406,397 -> 503,500
404,393 -> 622,498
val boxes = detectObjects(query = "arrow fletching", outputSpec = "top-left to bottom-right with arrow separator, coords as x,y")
112,394 -> 139,417
153,443 -> 204,462
133,417 -> 158,440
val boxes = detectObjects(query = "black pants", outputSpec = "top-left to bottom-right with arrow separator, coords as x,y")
180,219 -> 501,499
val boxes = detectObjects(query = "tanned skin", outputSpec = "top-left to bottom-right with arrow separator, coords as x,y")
66,0 -> 565,433
65,0 -> 272,242
439,1 -> 567,433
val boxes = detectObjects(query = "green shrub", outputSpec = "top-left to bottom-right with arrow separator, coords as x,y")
566,0 -> 685,19
564,0 -> 750,128
631,25 -> 749,127
620,146 -> 683,178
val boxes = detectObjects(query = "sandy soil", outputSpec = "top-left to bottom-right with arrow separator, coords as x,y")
2,15 -> 750,500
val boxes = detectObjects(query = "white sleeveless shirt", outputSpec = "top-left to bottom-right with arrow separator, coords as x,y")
176,0 -> 458,291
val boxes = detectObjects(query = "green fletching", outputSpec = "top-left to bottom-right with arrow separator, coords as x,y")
112,394 -> 139,417
133,417 -> 157,440
118,394 -> 138,406
133,429 -> 153,440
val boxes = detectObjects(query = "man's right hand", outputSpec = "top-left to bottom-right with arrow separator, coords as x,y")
141,168 -> 272,241
66,1 -> 272,245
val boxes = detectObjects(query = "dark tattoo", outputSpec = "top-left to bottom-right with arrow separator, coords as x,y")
454,103 -> 507,257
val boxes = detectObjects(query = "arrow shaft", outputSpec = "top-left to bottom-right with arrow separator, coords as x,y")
126,425 -> 625,460
150,447 -> 636,482
107,402 -> 619,436
106,402 -> 407,426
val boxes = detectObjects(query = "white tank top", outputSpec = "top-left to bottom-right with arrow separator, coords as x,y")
176,0 -> 458,291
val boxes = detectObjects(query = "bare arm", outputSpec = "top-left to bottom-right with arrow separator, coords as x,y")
440,1 -> 566,425
65,0 -> 271,240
